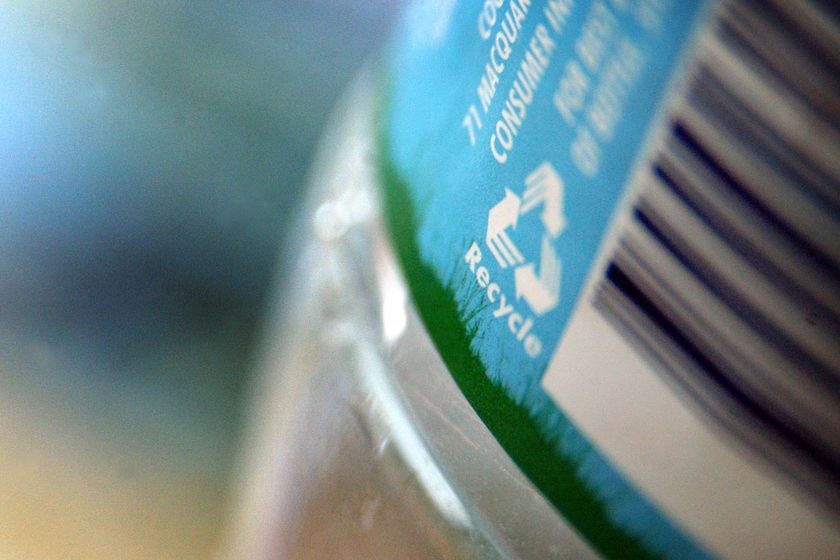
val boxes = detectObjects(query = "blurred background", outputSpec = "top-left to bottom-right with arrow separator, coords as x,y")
0,2 -> 402,558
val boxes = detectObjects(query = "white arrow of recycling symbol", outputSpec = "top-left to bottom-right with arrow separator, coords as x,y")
522,162 -> 566,237
485,187 -> 525,269
515,235 -> 562,315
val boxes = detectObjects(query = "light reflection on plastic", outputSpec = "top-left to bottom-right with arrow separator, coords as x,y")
380,255 -> 408,343
356,333 -> 471,528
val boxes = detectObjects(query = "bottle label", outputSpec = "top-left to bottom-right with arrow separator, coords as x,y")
380,1 -> 840,558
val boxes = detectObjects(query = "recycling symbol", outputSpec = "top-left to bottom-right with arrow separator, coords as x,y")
485,162 -> 566,316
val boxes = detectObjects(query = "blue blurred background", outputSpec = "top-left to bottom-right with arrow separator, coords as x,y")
0,2 -> 401,558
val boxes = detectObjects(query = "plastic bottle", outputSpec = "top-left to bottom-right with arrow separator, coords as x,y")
225,1 -> 840,558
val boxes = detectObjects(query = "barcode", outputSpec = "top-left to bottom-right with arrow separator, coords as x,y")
594,0 -> 840,517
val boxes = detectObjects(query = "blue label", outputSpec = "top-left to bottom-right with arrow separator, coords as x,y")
382,1 -> 711,558
388,0 -> 704,394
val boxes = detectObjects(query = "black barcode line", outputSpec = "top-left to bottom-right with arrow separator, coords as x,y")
721,1 -> 840,126
669,123 -> 840,283
676,104 -> 840,269
769,0 -> 840,64
688,65 -> 839,212
638,176 -> 840,383
807,0 -> 840,28
698,23 -> 840,181
656,145 -> 840,320
716,0 -> 840,131
772,0 -> 840,65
